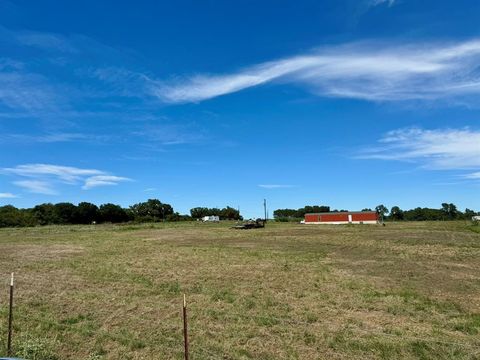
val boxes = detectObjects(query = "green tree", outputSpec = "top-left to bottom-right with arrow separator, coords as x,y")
190,207 -> 222,219
389,206 -> 404,221
74,202 -> 99,224
375,204 -> 389,216
32,203 -> 59,225
296,205 -> 330,218
99,204 -> 130,223
219,206 -> 241,220
464,208 -> 477,220
273,208 -> 298,220
54,202 -> 77,224
190,207 -> 209,219
0,205 -> 35,227
130,199 -> 174,222
403,207 -> 444,221
441,203 -> 458,220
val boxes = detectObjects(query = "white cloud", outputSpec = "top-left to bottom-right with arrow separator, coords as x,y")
132,124 -> 204,146
0,192 -> 17,198
149,39 -> 480,104
15,32 -> 78,53
359,127 -> 480,180
2,164 -> 132,194
369,0 -> 396,7
82,175 -> 131,190
0,132 -> 111,144
464,172 -> 480,179
361,128 -> 480,169
258,184 -> 296,189
0,71 -> 62,111
13,180 -> 57,195
3,164 -> 103,183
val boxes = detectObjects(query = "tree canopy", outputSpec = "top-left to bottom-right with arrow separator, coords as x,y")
0,200 -> 478,228
190,206 -> 242,220
273,203 -> 479,222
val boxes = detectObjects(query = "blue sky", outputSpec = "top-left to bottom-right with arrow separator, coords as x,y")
0,0 -> 479,218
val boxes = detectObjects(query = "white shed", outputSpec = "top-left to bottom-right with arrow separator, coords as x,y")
202,215 -> 220,222
472,215 -> 480,221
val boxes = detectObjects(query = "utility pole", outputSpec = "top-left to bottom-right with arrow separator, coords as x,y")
264,199 -> 267,223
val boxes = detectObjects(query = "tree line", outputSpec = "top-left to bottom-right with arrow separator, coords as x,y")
1,200 -> 477,228
375,203 -> 479,221
0,199 -> 241,228
274,203 -> 479,222
190,207 -> 242,220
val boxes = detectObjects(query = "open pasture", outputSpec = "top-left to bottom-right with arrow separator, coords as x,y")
0,221 -> 479,359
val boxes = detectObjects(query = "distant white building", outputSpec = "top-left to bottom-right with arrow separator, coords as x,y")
473,215 -> 480,221
202,215 -> 220,222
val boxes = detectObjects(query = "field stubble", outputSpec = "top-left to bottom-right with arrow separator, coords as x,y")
0,221 -> 479,359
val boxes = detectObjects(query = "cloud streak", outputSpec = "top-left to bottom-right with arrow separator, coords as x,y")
0,132 -> 112,144
13,180 -> 57,195
369,0 -> 396,7
82,175 -> 132,190
0,192 -> 18,199
150,39 -> 480,104
0,71 -> 63,112
2,164 -> 131,194
359,127 -> 480,179
258,184 -> 296,189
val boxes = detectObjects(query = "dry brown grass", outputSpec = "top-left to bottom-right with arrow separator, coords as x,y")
0,221 -> 479,359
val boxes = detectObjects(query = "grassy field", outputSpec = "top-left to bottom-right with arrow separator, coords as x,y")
0,221 -> 479,359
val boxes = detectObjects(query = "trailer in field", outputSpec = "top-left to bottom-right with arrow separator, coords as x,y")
202,215 -> 220,222
304,211 -> 379,225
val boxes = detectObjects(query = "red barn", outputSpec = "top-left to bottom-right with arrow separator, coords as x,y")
304,211 -> 378,224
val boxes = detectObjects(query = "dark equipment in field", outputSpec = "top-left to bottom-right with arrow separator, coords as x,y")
232,199 -> 267,230
232,218 -> 265,229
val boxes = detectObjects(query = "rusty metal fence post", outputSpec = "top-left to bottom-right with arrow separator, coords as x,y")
183,294 -> 189,360
7,272 -> 14,356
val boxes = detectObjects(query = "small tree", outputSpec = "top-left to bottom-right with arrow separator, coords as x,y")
441,203 -> 459,220
375,204 -> 389,222
389,206 -> 404,221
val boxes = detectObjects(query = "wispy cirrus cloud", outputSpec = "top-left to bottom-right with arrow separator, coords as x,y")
0,192 -> 18,199
368,0 -> 396,7
0,26 -> 139,116
82,175 -> 132,190
2,164 -> 131,194
0,25 -> 77,53
464,172 -> 480,179
13,180 -> 57,195
0,132 -> 112,144
132,123 -> 205,146
258,184 -> 296,189
4,164 -> 103,183
0,71 -> 63,112
149,39 -> 480,104
15,31 -> 78,53
359,127 -> 480,179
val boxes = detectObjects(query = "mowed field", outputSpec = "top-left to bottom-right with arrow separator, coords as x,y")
0,221 -> 479,360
